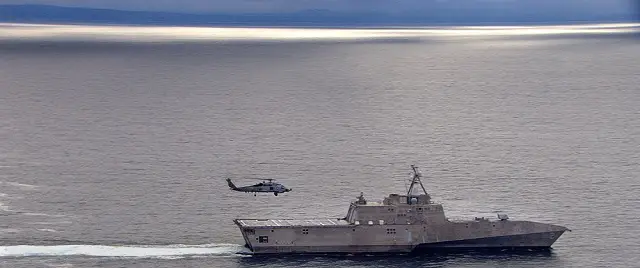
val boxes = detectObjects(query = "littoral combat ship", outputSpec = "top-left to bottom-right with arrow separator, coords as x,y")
234,165 -> 569,254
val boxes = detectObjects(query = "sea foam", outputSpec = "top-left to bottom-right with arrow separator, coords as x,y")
0,243 -> 249,258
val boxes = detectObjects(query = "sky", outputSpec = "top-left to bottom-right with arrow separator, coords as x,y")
0,0 -> 633,14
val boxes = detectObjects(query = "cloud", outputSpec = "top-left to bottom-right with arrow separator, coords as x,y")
0,0 -> 631,14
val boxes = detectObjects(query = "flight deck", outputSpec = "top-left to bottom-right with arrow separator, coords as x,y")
234,218 -> 350,227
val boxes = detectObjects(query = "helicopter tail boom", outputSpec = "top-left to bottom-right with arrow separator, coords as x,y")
226,178 -> 238,190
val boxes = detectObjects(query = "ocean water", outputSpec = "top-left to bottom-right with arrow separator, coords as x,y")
0,23 -> 639,268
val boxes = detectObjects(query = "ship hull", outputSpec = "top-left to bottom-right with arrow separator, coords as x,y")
244,230 -> 566,255
246,246 -> 554,255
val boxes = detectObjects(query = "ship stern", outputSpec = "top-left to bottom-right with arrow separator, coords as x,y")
233,219 -> 255,253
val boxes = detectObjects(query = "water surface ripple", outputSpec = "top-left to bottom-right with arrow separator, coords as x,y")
0,23 -> 638,268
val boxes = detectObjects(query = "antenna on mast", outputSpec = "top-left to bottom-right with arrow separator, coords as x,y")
406,165 -> 430,204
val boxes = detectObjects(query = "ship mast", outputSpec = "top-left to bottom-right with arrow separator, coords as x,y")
406,165 -> 429,204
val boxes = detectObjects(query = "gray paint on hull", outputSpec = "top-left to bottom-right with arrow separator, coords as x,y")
251,245 -> 412,254
414,231 -> 566,249
248,230 -> 566,254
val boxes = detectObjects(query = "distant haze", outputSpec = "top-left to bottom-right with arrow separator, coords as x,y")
0,0 -> 632,14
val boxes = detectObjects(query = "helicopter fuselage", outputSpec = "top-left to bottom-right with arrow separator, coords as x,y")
227,178 -> 291,196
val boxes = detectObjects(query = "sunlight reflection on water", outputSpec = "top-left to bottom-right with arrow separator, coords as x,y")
0,23 -> 638,42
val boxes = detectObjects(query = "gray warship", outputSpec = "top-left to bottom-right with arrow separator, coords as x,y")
234,165 -> 569,254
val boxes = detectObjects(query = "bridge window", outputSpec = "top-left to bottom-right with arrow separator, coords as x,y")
386,228 -> 396,234
302,228 -> 309,235
258,236 -> 269,243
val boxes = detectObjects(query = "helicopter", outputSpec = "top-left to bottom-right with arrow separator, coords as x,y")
226,178 -> 292,196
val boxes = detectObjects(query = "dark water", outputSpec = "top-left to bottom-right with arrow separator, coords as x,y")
0,24 -> 639,267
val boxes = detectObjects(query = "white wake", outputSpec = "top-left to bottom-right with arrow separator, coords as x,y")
0,243 -> 250,258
